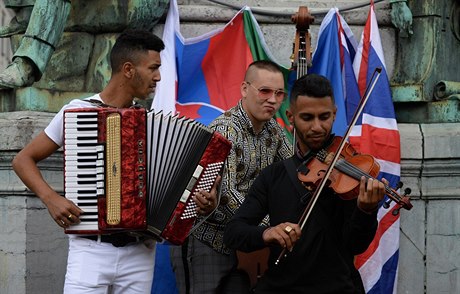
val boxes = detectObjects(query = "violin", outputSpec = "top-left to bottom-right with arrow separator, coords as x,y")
297,136 -> 413,211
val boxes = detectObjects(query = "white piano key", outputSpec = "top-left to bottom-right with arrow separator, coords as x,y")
64,155 -> 98,161
65,114 -> 97,119
65,182 -> 99,189
65,112 -> 98,118
79,207 -> 98,213
64,122 -> 98,128
67,223 -> 98,231
65,170 -> 100,177
65,147 -> 99,153
65,187 -> 97,193
65,139 -> 98,145
64,161 -> 97,167
65,129 -> 98,135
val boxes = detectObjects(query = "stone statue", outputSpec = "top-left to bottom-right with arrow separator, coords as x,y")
0,0 -> 169,91
390,0 -> 414,37
0,0 -> 71,89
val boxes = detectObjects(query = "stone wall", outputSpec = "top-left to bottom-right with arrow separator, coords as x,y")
0,112 -> 67,294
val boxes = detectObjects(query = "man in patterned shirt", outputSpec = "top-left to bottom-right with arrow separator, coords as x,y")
170,60 -> 293,293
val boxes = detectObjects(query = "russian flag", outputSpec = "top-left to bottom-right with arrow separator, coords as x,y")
351,2 -> 402,294
153,0 -> 292,130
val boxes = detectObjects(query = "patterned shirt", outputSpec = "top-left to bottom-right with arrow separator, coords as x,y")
192,100 -> 293,254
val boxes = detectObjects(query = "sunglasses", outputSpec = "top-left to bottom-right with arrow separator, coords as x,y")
246,82 -> 286,100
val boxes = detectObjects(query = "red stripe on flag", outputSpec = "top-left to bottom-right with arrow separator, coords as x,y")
202,13 -> 253,111
349,126 -> 400,163
176,104 -> 201,119
354,207 -> 399,269
357,11 -> 372,96
276,117 -> 287,129
337,13 -> 345,66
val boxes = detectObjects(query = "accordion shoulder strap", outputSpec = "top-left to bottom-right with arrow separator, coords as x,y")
86,98 -> 143,109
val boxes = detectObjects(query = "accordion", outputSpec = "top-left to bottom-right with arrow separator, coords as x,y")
63,106 -> 231,245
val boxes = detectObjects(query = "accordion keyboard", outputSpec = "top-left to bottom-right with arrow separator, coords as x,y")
64,111 -> 105,232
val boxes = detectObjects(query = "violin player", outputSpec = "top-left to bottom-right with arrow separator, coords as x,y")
224,73 -> 387,294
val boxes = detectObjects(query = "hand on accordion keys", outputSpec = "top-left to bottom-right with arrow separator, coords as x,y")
193,175 -> 221,216
44,192 -> 83,228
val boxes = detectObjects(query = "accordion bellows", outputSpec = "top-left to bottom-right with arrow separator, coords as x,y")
63,107 -> 231,245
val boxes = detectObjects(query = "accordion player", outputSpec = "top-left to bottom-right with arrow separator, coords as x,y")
63,106 -> 231,245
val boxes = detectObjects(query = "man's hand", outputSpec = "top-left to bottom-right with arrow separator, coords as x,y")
357,177 -> 386,213
262,222 -> 301,252
194,175 -> 221,216
43,192 -> 83,228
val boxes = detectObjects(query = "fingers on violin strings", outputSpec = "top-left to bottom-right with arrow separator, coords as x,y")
366,177 -> 376,193
381,177 -> 389,186
359,176 -> 367,194
378,180 -> 386,200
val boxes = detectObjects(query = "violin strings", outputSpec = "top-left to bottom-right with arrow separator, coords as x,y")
335,160 -> 402,201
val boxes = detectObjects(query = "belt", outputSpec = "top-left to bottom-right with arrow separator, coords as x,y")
81,233 -> 141,247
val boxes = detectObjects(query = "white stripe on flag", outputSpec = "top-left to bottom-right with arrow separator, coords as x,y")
375,158 -> 401,176
315,8 -> 338,46
369,8 -> 387,71
362,113 -> 399,131
350,125 -> 362,137
152,0 -> 179,113
359,204 -> 400,292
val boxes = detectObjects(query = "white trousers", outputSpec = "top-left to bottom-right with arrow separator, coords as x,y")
64,237 -> 156,294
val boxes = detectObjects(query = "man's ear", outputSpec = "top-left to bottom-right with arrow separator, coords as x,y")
241,81 -> 249,98
286,108 -> 294,125
122,62 -> 134,78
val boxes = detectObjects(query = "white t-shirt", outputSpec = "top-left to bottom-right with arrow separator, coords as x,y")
45,94 -> 103,146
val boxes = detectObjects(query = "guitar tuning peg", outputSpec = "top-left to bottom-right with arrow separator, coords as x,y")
396,181 -> 403,190
392,206 -> 401,216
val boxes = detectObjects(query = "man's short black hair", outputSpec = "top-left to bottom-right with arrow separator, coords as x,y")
289,73 -> 335,105
244,60 -> 283,81
110,29 -> 165,72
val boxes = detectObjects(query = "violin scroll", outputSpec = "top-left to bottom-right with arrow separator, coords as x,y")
384,186 -> 412,215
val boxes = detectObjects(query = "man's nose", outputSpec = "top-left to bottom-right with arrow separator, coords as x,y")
266,92 -> 277,103
154,70 -> 161,81
311,118 -> 322,130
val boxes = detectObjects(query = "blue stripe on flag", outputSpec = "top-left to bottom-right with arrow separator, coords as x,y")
363,48 -> 397,119
367,250 -> 399,294
310,11 -> 348,136
176,37 -> 212,105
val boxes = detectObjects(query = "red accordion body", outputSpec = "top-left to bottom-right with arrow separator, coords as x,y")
63,107 -> 231,245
